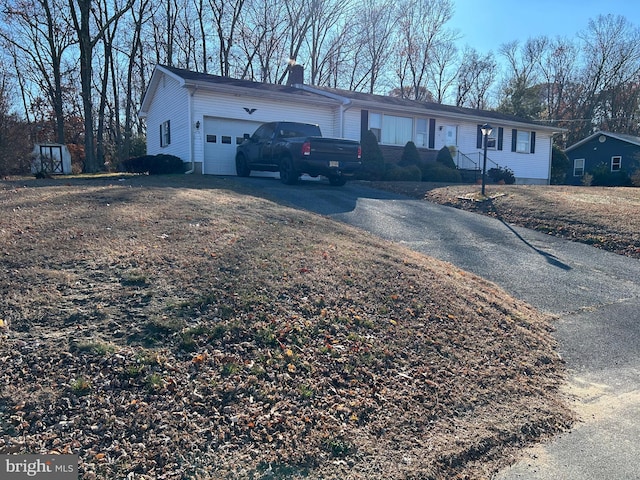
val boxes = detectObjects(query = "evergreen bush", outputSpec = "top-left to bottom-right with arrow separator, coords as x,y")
436,146 -> 456,170
420,162 -> 462,183
357,130 -> 385,180
488,166 -> 515,184
383,164 -> 422,181
121,154 -> 185,175
398,141 -> 421,167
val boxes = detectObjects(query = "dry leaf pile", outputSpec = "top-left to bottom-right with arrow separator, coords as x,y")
0,176 -> 572,479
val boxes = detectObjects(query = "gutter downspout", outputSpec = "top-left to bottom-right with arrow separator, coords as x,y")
294,84 -> 352,138
185,86 -> 198,174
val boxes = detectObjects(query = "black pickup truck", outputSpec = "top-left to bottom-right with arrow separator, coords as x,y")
235,121 -> 361,186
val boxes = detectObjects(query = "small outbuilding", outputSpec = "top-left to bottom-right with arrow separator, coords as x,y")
564,131 -> 640,185
31,143 -> 73,175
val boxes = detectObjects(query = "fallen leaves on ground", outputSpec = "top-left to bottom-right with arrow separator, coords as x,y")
0,175 -> 572,479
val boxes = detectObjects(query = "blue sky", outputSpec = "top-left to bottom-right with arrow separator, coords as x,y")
449,0 -> 639,54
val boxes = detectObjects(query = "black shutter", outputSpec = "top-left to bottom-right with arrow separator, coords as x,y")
530,131 -> 536,153
511,129 -> 517,152
160,124 -> 163,147
360,110 -> 369,140
167,120 -> 171,145
428,119 -> 436,149
476,125 -> 483,148
497,127 -> 504,150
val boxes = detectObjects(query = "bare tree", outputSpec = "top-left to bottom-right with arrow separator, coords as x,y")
394,0 -> 455,101
1,0 -> 75,143
351,0 -> 395,93
456,47 -> 496,109
68,0 -> 134,172
209,0 -> 245,77
573,14 -> 640,140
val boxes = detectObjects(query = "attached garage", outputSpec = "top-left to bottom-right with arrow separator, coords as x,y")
140,64 -> 563,184
202,117 -> 262,175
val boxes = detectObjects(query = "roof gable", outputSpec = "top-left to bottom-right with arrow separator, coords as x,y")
565,131 -> 640,152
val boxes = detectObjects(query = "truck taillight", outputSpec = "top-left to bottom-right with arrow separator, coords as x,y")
302,142 -> 311,156
357,145 -> 362,159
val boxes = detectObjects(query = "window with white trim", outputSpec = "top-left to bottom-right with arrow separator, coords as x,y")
369,113 -> 427,146
416,119 -> 428,147
516,130 -> 530,153
573,158 -> 585,176
381,115 -> 413,145
160,120 -> 171,147
611,156 -> 622,171
369,113 -> 382,142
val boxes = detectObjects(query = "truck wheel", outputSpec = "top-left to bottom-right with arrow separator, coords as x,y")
235,154 -> 251,177
279,157 -> 298,185
328,175 -> 347,186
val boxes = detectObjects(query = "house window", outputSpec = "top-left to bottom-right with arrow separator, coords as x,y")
516,131 -> 530,153
369,113 -> 382,141
381,115 -> 413,145
160,120 -> 171,147
416,119 -> 428,147
511,129 -> 536,153
573,158 -> 585,177
611,156 -> 622,171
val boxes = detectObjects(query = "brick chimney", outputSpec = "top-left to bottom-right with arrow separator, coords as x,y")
287,64 -> 304,86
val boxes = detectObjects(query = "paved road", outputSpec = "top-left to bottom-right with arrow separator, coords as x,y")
229,176 -> 640,479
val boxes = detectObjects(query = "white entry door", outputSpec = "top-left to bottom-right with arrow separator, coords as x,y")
203,117 -> 262,175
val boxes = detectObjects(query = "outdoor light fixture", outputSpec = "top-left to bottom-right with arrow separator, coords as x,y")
480,123 -> 493,196
195,121 -> 201,130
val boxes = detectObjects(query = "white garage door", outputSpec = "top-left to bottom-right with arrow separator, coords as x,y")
203,117 -> 262,175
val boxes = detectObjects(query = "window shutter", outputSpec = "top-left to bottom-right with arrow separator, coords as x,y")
497,127 -> 504,150
511,129 -> 517,152
167,120 -> 171,144
428,119 -> 436,149
530,131 -> 536,153
360,110 -> 369,140
476,125 -> 483,148
160,125 -> 163,147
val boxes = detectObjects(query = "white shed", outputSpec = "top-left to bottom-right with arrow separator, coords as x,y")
31,143 -> 72,175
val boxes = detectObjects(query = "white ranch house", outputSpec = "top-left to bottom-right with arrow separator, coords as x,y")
139,65 -> 562,184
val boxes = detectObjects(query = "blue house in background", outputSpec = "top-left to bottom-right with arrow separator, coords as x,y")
564,131 -> 640,185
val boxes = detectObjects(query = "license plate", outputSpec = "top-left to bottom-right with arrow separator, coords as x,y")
329,161 -> 339,167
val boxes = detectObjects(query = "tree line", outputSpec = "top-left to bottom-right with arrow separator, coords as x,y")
1,0 -> 639,175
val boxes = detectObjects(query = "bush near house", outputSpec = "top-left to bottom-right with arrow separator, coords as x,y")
590,162 -> 632,187
383,163 -> 422,181
398,141 -> 421,167
436,146 -> 456,170
357,130 -> 385,180
421,162 -> 462,183
488,166 -> 516,185
121,154 -> 185,175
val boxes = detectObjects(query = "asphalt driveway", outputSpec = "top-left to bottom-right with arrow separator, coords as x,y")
229,176 -> 640,480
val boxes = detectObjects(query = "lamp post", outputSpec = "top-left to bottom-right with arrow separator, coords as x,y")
480,123 -> 493,196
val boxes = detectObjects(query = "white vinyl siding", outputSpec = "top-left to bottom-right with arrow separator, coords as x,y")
145,74 -> 189,159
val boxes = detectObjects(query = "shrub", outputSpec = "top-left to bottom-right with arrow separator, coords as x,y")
383,164 -> 422,181
550,145 -> 570,185
420,162 -> 462,183
488,166 -> 515,184
436,146 -> 456,170
357,130 -> 385,180
590,162 -> 631,186
121,154 -> 185,175
398,141 -> 421,167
